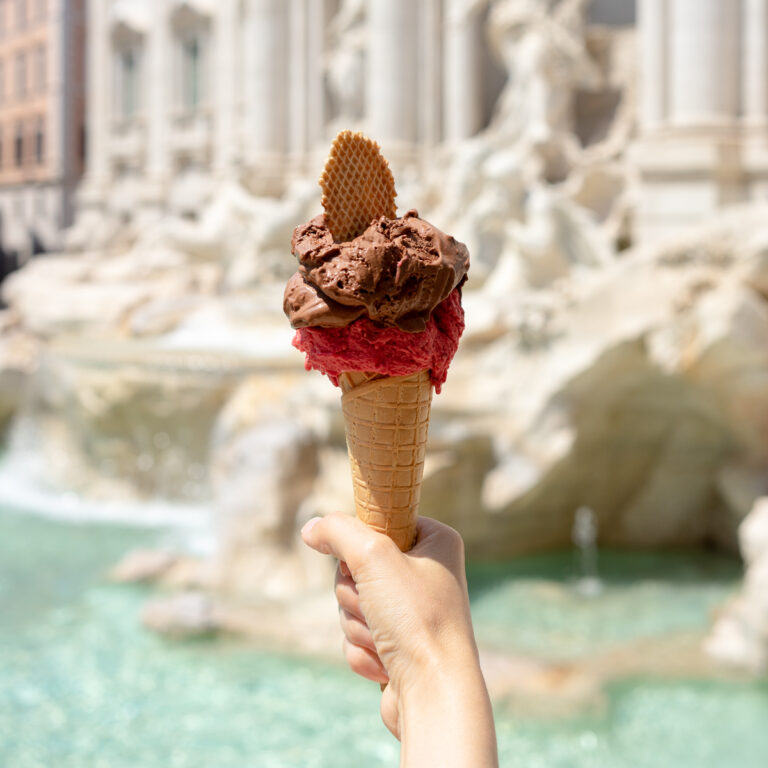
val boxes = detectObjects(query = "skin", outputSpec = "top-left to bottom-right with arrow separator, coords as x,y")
301,514 -> 499,768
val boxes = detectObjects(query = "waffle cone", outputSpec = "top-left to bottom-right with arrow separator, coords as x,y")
319,130 -> 397,242
340,370 -> 433,552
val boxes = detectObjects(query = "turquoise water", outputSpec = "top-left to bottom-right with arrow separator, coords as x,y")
496,679 -> 768,768
468,550 -> 743,659
1,507 -> 767,767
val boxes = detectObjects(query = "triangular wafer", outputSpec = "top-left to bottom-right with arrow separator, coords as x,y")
319,130 -> 397,242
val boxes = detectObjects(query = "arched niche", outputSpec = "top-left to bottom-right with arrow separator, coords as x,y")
169,0 -> 213,116
110,3 -> 148,122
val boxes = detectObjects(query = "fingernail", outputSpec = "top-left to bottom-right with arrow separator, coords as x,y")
301,517 -> 321,536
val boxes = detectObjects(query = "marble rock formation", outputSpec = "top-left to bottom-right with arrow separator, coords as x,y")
209,374 -> 327,602
420,205 -> 768,558
707,497 -> 768,673
250,207 -> 768,567
130,180 -> 319,289
4,344 -> 249,503
1,248 -> 220,339
0,311 -> 38,438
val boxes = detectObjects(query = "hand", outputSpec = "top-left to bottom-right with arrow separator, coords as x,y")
301,514 -> 498,768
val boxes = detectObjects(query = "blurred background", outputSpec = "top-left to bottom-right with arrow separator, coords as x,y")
1,0 -> 768,765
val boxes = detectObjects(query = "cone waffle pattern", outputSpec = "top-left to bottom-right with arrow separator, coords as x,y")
320,130 -> 397,242
341,370 -> 433,551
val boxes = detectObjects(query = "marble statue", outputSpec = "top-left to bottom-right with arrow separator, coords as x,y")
429,137 -> 611,292
510,182 -> 612,289
487,0 -> 601,181
426,0 -> 618,292
461,178 -> 612,338
432,139 -> 526,285
707,497 -> 768,673
133,179 -> 318,288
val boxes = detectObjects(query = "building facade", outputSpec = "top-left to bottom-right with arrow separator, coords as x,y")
77,0 -> 512,230
633,0 -> 768,243
0,0 -> 85,263
75,0 -> 766,247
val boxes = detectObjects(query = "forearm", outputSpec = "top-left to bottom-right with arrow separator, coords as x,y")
398,650 -> 498,768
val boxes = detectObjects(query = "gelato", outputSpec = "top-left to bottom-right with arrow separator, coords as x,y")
285,210 -> 468,332
284,210 -> 468,392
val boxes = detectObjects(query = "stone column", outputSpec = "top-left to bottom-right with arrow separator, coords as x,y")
419,0 -> 443,145
743,0 -> 768,124
366,0 -> 418,143
668,0 -> 741,125
145,0 -> 171,197
214,0 -> 238,176
305,0 -> 328,152
287,0 -> 327,162
242,0 -> 255,156
638,0 -> 668,130
246,0 -> 289,157
83,0 -> 109,187
443,0 -> 484,143
289,0 -> 308,158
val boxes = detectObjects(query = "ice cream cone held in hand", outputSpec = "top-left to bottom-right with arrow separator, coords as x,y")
284,131 -> 469,551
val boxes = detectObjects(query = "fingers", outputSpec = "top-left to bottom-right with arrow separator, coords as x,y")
301,513 -> 401,575
339,607 -> 376,652
413,516 -> 463,551
411,516 -> 466,573
334,566 -> 364,620
343,637 -> 389,685
334,560 -> 386,682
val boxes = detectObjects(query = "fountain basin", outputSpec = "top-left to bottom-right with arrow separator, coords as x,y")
1,506 -> 766,768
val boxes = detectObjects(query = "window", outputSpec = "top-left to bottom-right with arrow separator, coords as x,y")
35,44 -> 44,93
0,0 -> 6,38
181,35 -> 202,111
14,120 -> 23,166
0,60 -> 4,103
34,116 -> 43,163
15,51 -> 25,99
117,47 -> 139,119
15,0 -> 25,30
36,0 -> 44,22
0,126 -> 4,168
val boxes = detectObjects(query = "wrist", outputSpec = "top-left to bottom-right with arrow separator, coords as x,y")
400,638 -> 485,711
390,625 -> 479,694
397,642 -> 498,768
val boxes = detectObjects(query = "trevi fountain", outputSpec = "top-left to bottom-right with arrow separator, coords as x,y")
1,1 -> 768,766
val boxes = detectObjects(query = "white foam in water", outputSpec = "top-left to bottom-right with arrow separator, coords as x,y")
0,416 -> 213,549
0,464 -> 209,529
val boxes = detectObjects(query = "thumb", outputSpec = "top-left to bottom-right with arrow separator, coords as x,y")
301,513 -> 400,576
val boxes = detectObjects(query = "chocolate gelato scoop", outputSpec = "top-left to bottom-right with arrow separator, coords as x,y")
284,210 -> 469,333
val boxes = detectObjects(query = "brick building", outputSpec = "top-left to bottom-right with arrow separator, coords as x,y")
0,0 -> 85,271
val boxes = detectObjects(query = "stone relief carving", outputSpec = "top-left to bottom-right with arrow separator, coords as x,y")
487,0 -> 601,180
132,179 -> 318,287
